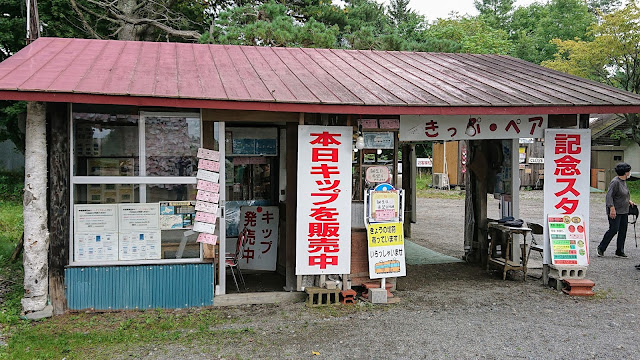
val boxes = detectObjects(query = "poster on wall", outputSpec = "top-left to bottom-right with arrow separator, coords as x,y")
296,125 -> 352,275
119,203 -> 160,231
74,232 -> 118,262
238,206 -> 279,271
368,190 -> 402,223
547,214 -> 588,266
159,201 -> 195,230
367,222 -> 406,279
74,204 -> 118,232
543,129 -> 590,265
119,231 -> 162,260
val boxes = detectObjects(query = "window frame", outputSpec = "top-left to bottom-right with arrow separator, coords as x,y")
69,107 -> 205,266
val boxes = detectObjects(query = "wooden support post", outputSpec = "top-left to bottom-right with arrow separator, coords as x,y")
285,122 -> 298,291
22,101 -> 49,313
47,103 -> 70,315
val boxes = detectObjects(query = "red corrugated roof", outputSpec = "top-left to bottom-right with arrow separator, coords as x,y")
1,37 -> 640,115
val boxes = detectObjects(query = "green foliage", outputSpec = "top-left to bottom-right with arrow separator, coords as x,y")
0,172 -> 23,202
0,200 -> 24,327
510,0 -> 596,64
628,178 -> 640,205
543,1 -> 640,146
475,0 -> 515,29
423,16 -> 513,54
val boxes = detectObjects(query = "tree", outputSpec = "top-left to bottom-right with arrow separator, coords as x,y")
474,0 -> 514,29
388,0 -> 411,26
509,0 -> 595,64
542,1 -> 640,147
422,16 -> 513,54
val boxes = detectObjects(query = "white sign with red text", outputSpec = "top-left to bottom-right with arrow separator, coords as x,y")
238,206 -> 279,271
543,129 -> 590,265
296,126 -> 352,275
399,115 -> 548,141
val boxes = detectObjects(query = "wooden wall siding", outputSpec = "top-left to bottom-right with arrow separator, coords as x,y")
47,102 -> 70,314
4,38 -> 640,116
433,142 -> 460,185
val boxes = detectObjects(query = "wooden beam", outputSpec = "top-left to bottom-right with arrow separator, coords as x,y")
202,109 -> 298,123
47,102 -> 70,315
284,122 -> 298,291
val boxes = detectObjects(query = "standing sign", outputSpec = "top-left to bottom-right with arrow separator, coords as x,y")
367,222 -> 406,278
296,125 -> 352,275
239,206 -> 279,271
365,184 -> 406,279
543,129 -> 591,265
547,214 -> 588,265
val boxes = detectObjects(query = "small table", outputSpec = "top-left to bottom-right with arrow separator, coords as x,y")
487,222 -> 532,280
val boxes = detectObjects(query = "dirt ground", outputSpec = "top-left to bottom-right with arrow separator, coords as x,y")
124,190 -> 640,359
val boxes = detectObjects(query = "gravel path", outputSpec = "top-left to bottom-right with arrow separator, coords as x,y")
135,191 -> 640,359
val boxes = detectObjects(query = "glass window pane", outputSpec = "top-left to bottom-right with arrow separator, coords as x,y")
74,184 -> 140,204
145,116 -> 200,176
73,112 -> 139,176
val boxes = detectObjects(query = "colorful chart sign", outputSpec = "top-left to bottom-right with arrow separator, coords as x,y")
547,214 -> 589,266
367,222 -> 406,279
159,201 -> 195,230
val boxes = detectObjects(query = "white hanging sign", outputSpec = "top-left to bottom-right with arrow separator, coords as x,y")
399,114 -> 548,141
238,206 -> 279,271
296,125 -> 352,275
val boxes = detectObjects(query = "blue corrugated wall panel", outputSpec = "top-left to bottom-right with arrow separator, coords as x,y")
65,264 -> 215,310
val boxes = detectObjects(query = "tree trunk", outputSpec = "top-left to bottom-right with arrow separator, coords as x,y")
22,101 -> 49,313
48,103 -> 70,315
118,0 -> 138,40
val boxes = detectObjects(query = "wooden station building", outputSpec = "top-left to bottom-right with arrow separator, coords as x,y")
2,37 -> 640,314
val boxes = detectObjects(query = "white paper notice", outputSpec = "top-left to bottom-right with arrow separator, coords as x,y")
196,169 -> 220,183
119,231 -> 161,260
119,203 -> 160,231
74,204 -> 118,232
74,232 -> 118,262
193,221 -> 216,234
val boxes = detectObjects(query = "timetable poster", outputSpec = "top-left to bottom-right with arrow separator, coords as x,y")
548,214 -> 588,266
74,204 -> 118,232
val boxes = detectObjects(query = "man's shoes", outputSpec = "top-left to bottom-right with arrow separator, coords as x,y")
615,252 -> 628,258
635,264 -> 640,269
597,247 -> 604,257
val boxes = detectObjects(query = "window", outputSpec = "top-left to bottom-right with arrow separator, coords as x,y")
71,108 -> 208,265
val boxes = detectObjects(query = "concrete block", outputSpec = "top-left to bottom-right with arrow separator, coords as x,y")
548,265 -> 587,280
22,305 -> 53,320
325,280 -> 338,290
369,288 -> 387,304
562,279 -> 595,296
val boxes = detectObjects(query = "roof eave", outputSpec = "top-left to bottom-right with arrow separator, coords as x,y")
3,90 -> 640,116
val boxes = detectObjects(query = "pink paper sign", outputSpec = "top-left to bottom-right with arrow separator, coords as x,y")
198,159 -> 220,172
196,233 -> 218,245
195,211 -> 217,224
197,180 -> 220,193
196,190 -> 220,203
379,119 -> 400,129
195,201 -> 218,214
197,148 -> 220,161
375,209 -> 395,221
